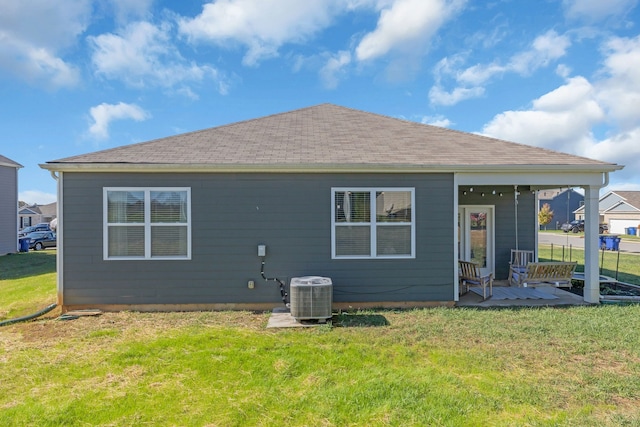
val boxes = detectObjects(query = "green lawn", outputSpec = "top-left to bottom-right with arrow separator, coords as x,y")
2,251 -> 640,426
0,250 -> 57,320
539,244 -> 640,286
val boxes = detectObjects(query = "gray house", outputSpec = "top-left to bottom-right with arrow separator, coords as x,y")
40,104 -> 622,312
538,188 -> 584,229
0,154 -> 22,255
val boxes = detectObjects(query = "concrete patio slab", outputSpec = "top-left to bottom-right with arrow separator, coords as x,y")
266,306 -> 331,328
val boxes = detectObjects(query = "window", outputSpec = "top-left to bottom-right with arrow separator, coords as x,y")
104,188 -> 191,260
332,188 -> 415,259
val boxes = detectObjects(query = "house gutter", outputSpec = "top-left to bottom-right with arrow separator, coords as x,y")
39,162 -> 623,174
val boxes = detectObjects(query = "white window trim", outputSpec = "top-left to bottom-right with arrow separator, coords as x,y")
331,187 -> 415,259
103,187 -> 192,261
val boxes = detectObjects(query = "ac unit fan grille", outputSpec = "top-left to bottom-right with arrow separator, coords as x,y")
290,277 -> 332,320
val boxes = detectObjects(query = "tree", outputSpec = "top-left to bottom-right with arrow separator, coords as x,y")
539,203 -> 554,230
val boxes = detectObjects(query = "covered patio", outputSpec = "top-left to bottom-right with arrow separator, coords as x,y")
454,169 -> 622,305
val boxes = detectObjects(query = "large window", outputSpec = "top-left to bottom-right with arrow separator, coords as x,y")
104,188 -> 191,260
332,188 -> 415,259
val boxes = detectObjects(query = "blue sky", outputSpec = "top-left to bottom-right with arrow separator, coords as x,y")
2,0 -> 639,205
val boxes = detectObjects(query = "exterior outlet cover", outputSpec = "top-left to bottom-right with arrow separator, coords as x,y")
258,245 -> 266,257
248,280 -> 255,289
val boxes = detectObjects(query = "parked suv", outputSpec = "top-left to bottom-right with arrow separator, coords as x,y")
561,220 -> 608,234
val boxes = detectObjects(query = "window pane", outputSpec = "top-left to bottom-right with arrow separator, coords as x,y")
335,225 -> 370,256
108,226 -> 144,257
151,226 -> 188,257
335,191 -> 370,223
151,191 -> 188,223
376,191 -> 411,223
377,225 -> 411,256
470,212 -> 487,268
108,191 -> 144,223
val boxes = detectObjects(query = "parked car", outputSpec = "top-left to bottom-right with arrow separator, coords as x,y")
25,231 -> 56,250
19,223 -> 52,237
560,220 -> 608,234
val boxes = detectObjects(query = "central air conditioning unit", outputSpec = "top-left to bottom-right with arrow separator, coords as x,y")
289,276 -> 333,321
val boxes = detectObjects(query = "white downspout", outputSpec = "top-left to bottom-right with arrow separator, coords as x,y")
453,174 -> 460,301
49,171 -> 63,308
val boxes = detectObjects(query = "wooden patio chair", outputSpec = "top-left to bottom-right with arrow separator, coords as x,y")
508,249 -> 535,286
458,260 -> 493,300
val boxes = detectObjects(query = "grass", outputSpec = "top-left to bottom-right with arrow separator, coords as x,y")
0,250 -> 57,320
3,252 -> 640,425
539,244 -> 640,286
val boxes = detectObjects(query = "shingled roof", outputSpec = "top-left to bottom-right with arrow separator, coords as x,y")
43,104 -> 620,173
0,154 -> 22,168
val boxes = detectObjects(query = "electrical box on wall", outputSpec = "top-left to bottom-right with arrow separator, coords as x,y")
258,245 -> 266,257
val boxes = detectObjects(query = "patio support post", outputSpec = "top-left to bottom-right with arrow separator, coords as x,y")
583,186 -> 600,304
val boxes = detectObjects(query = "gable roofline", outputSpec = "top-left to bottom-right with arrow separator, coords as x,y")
574,190 -> 640,213
0,154 -> 22,168
603,200 -> 640,214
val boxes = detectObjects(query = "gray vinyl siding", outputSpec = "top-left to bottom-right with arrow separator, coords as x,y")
0,165 -> 18,255
61,172 -> 455,306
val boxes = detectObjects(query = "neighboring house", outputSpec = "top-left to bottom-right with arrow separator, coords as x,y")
575,191 -> 640,234
0,154 -> 22,255
40,104 -> 622,311
538,188 -> 584,229
19,202 -> 57,229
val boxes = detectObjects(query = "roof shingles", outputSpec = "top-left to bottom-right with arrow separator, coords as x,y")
46,104 -> 618,171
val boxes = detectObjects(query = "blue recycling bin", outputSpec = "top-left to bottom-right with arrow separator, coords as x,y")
628,227 -> 637,235
19,238 -> 29,252
603,235 -> 621,251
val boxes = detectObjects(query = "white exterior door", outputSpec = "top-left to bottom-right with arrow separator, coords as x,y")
459,206 -> 495,277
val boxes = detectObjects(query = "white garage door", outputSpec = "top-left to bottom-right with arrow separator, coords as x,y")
609,219 -> 640,234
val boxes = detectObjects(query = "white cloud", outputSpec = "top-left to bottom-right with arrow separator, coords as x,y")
88,102 -> 150,140
0,0 -> 90,88
319,50 -> 351,89
587,128 -> 640,168
563,0 -> 638,22
107,0 -> 154,23
356,0 -> 465,62
595,35 -> 640,130
178,0 -> 342,66
431,30 -> 571,106
482,76 -> 604,153
421,115 -> 452,127
458,30 -> 571,86
90,21 -> 228,95
428,85 -> 484,106
19,190 -> 57,205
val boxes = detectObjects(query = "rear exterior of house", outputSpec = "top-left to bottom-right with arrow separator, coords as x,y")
0,155 -> 22,255
41,104 -> 620,311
